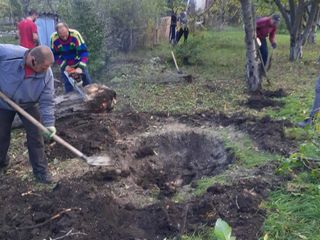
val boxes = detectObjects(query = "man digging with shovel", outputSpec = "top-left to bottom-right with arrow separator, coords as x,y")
0,44 -> 56,184
256,14 -> 280,73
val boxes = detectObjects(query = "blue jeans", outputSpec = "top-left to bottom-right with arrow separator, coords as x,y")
61,68 -> 93,93
259,38 -> 268,66
310,76 -> 320,117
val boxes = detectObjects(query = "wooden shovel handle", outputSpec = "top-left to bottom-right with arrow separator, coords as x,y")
171,51 -> 180,72
0,91 -> 86,160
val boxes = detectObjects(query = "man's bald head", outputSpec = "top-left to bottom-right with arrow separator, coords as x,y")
29,46 -> 54,64
55,22 -> 70,41
28,46 -> 54,73
55,22 -> 69,32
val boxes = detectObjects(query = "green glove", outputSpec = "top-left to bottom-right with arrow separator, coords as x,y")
44,126 -> 57,139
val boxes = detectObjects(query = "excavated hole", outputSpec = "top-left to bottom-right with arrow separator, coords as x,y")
133,130 -> 235,196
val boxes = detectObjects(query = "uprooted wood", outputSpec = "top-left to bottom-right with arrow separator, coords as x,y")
12,83 -> 116,128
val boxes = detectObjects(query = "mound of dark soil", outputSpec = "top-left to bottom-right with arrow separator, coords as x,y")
240,116 -> 294,155
177,112 -> 297,156
0,163 -> 280,240
245,95 -> 284,110
263,88 -> 287,98
46,112 -> 149,159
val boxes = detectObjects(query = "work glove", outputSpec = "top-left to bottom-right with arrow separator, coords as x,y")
43,126 -> 57,139
271,42 -> 277,49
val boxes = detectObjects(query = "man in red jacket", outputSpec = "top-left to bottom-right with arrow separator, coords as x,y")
17,9 -> 39,49
256,14 -> 280,66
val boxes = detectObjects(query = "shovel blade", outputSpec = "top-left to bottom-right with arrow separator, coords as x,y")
81,155 -> 112,166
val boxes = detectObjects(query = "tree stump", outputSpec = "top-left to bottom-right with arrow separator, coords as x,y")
12,83 -> 116,128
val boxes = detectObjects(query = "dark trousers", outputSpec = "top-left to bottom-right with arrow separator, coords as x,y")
259,38 -> 268,66
61,67 -> 92,93
176,27 -> 189,43
170,25 -> 176,43
0,106 -> 47,175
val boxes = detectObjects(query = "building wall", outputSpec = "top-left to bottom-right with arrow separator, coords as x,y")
36,15 -> 56,47
194,0 -> 207,11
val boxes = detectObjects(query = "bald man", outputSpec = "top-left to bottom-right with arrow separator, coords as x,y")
0,44 -> 56,184
50,22 -> 92,93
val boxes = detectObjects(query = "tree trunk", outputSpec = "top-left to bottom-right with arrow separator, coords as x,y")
240,0 -> 261,92
12,84 -> 116,128
308,8 -> 319,43
289,35 -> 303,61
274,0 -> 320,61
307,24 -> 317,43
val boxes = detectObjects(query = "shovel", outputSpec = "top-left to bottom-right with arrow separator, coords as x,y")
171,51 -> 183,74
0,90 -> 111,166
256,38 -> 271,85
256,43 -> 271,86
265,47 -> 274,71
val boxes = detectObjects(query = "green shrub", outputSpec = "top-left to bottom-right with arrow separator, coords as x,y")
174,37 -> 204,65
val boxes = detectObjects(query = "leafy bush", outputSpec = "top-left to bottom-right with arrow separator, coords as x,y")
174,37 -> 204,65
57,0 -> 106,75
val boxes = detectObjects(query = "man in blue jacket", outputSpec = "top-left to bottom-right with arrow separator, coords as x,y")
0,44 -> 56,183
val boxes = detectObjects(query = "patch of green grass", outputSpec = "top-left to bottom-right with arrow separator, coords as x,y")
181,236 -> 204,240
266,92 -> 314,123
104,30 -> 249,114
218,128 -> 280,168
193,174 -> 229,196
181,218 -> 236,240
284,127 -> 314,141
0,35 -> 18,44
181,227 -> 216,240
225,135 -> 278,167
108,29 -> 320,117
262,175 -> 320,240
